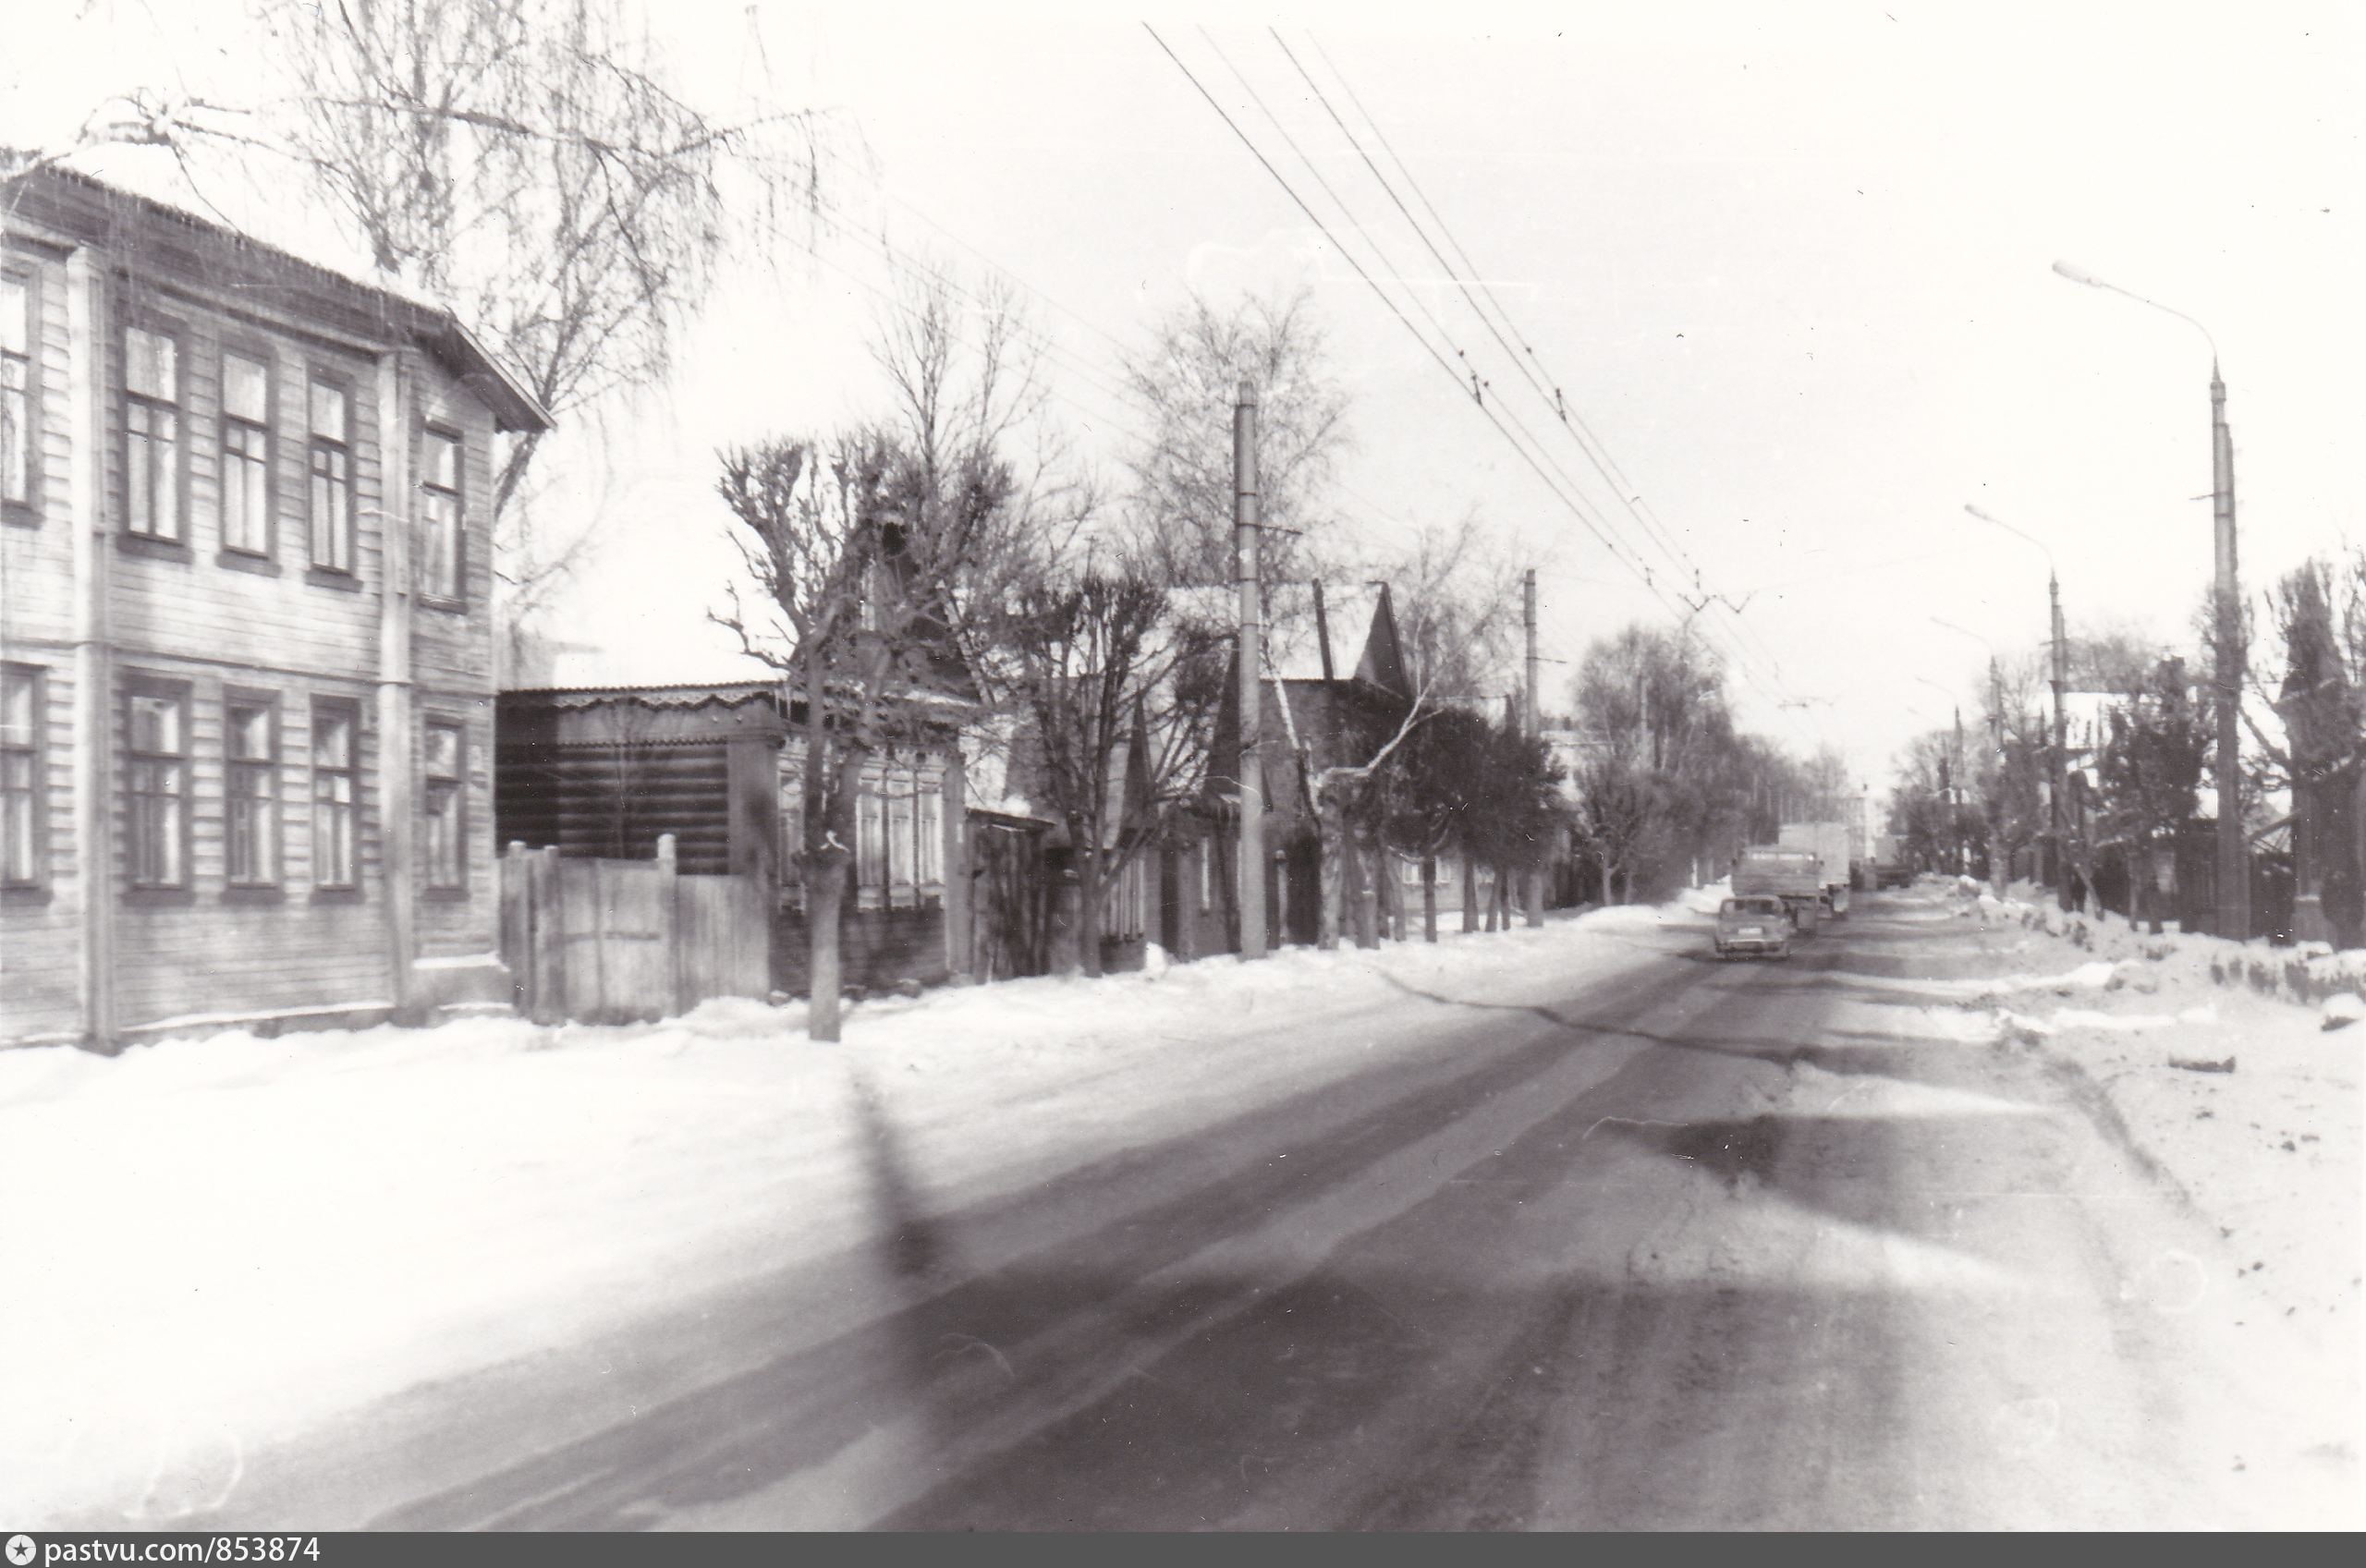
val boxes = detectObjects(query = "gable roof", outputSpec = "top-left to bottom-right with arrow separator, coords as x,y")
4,164 -> 551,433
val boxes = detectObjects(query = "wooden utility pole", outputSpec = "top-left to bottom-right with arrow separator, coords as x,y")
2051,572 -> 2070,909
1523,567 -> 1544,927
1235,381 -> 1266,960
2211,367 -> 2249,942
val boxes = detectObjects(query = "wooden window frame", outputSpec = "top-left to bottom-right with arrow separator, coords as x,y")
2,264 -> 37,527
217,342 -> 275,560
2,662 -> 46,888
122,317 -> 187,543
223,689 -> 280,888
124,675 -> 190,890
422,716 -> 466,893
306,368 -> 356,576
310,698 -> 360,891
418,425 -> 465,608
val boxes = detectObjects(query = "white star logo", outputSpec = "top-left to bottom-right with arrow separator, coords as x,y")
5,1534 -> 35,1567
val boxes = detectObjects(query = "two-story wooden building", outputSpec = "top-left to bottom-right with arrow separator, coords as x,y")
2,167 -> 550,1049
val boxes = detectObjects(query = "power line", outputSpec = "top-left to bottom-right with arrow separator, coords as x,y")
1296,30 -> 1804,699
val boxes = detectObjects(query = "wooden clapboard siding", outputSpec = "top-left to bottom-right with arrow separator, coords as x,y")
1,169 -> 541,1046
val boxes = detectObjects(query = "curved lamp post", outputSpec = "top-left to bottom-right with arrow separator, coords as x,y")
2053,261 -> 2245,940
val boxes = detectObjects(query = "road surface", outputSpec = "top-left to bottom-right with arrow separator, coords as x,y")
180,891 -> 2350,1530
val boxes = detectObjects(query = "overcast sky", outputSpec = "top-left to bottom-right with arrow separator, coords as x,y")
10,0 -> 2361,797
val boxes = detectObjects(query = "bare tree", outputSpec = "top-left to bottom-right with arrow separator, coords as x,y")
1120,286 -> 1350,594
713,429 -> 1009,1040
993,575 -> 1227,977
258,0 -> 836,669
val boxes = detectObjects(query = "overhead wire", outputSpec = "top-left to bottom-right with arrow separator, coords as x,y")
1156,24 -> 1829,749
1284,30 -> 1822,735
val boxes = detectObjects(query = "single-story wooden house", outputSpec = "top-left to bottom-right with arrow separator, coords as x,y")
495,682 -> 1043,998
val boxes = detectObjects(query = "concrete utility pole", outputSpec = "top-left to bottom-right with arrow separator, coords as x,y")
1235,380 -> 1266,960
2211,367 -> 2249,942
2052,261 -> 2245,937
1523,567 -> 1544,927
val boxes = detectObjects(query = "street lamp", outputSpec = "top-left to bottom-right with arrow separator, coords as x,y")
2054,260 -> 2246,942
1964,504 -> 2072,908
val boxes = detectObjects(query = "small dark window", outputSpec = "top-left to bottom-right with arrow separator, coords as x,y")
127,687 -> 187,887
419,429 -> 463,602
2,664 -> 43,885
221,351 -> 273,555
226,698 -> 278,886
2,270 -> 33,519
307,375 -> 352,572
422,719 -> 464,890
125,325 -> 182,541
311,701 -> 358,888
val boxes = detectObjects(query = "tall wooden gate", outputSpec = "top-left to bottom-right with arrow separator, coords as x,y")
501,836 -> 770,1024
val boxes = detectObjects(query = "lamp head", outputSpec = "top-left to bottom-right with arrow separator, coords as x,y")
2052,260 -> 2105,288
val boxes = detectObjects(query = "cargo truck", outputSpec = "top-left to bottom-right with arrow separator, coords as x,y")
1779,821 -> 1854,918
1870,833 -> 1911,889
1731,846 -> 1824,932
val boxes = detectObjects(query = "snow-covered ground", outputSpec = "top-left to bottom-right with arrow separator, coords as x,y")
1,904 -> 1700,1525
5,878 -> 2354,1526
1921,881 -> 2363,1388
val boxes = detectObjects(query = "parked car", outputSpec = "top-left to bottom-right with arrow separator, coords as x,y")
1714,895 -> 1792,959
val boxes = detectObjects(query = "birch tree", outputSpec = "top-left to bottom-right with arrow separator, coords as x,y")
259,0 -> 835,670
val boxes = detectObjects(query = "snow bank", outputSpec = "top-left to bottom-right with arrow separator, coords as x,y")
1895,879 -> 2360,1374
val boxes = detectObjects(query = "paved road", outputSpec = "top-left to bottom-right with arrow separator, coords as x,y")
192,891 -> 2331,1530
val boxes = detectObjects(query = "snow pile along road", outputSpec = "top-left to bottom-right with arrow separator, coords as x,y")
1891,880 -> 2362,1477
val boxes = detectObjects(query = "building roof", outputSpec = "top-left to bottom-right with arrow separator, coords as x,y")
3,164 -> 552,433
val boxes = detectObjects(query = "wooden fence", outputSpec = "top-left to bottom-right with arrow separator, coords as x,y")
499,835 -> 770,1025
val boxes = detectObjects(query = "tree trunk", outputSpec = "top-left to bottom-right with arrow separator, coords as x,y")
1421,854 -> 1438,942
1352,827 -> 1379,949
1461,854 -> 1479,933
804,850 -> 849,1042
1079,838 -> 1104,978
1316,795 -> 1344,951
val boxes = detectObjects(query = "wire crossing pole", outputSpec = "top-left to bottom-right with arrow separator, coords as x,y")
1235,380 -> 1267,960
1523,567 -> 1544,927
2212,366 -> 2249,942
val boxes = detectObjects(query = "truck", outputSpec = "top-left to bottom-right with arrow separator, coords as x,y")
1730,846 -> 1824,932
1779,821 -> 1854,918
1870,833 -> 1912,889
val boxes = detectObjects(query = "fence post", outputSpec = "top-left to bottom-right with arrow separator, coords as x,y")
657,832 -> 682,1018
500,842 -> 530,1017
530,846 -> 564,1026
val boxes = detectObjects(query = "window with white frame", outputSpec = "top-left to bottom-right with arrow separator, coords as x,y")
856,775 -> 886,893
885,767 -> 915,897
308,375 -> 352,571
422,719 -> 463,889
2,271 -> 31,517
2,664 -> 43,885
220,350 -> 272,555
224,697 -> 277,886
419,428 -> 462,602
125,325 -> 181,540
311,701 -> 358,888
127,686 -> 187,887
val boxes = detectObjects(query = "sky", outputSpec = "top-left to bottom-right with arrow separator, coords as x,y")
7,0 -> 2362,799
